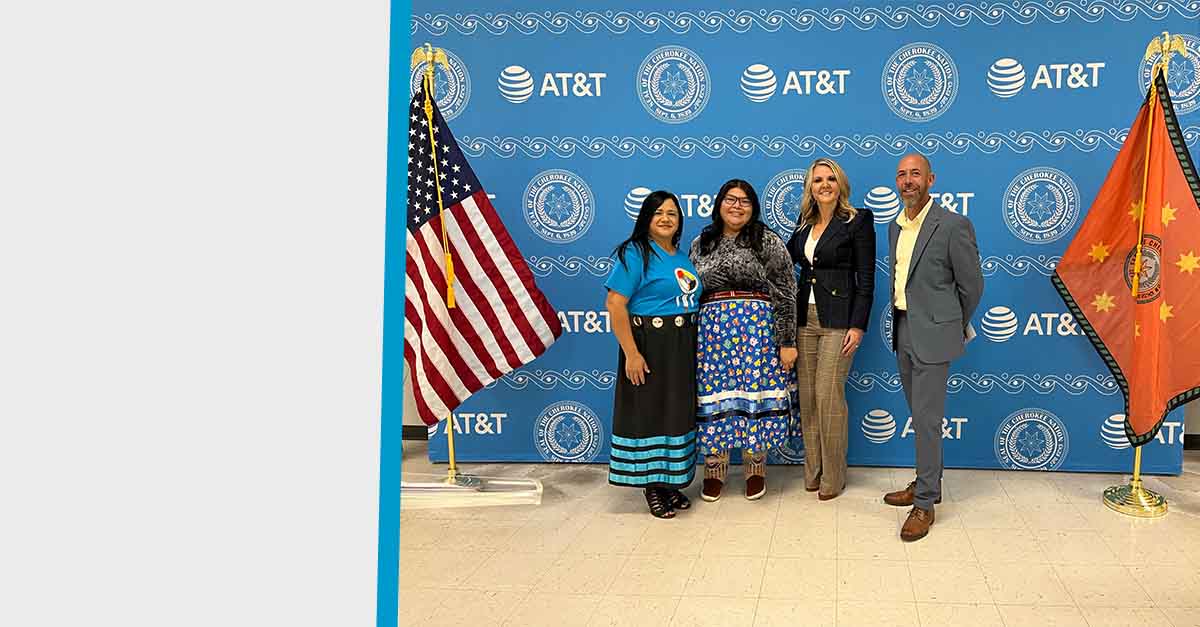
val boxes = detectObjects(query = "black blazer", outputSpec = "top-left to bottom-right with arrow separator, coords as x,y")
785,208 -> 877,330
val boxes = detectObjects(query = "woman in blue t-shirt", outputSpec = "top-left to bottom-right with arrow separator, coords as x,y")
604,190 -> 703,519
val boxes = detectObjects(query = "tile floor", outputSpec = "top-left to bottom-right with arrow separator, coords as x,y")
400,442 -> 1200,626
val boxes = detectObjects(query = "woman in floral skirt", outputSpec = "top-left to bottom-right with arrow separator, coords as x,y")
689,179 -> 799,502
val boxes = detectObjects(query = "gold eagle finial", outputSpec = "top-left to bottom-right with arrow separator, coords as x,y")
410,44 -> 449,103
1145,32 -> 1190,78
411,44 -> 448,71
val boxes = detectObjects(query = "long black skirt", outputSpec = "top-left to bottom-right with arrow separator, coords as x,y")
608,313 -> 698,489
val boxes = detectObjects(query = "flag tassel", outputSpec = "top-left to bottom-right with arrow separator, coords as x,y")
419,47 -> 457,311
444,254 -> 456,309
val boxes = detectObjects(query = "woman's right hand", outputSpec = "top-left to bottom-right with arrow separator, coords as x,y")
625,351 -> 650,385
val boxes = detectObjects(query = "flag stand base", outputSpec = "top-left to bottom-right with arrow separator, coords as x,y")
1102,481 -> 1167,518
1103,445 -> 1167,518
401,472 -> 543,510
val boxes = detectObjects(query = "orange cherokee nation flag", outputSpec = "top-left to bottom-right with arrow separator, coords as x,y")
1052,68 -> 1200,447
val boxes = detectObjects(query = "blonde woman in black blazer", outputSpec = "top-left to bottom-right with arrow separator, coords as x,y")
784,158 -> 876,500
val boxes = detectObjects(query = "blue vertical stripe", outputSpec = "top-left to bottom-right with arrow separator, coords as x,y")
378,4 -> 410,627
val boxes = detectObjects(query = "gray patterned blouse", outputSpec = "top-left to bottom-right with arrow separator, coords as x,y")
688,231 -> 798,347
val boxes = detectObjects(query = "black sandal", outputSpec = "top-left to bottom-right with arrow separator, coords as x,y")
645,488 -> 675,519
667,489 -> 691,510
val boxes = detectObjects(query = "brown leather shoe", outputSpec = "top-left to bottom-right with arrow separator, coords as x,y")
746,475 -> 766,500
883,481 -> 942,507
817,480 -> 845,501
900,506 -> 934,541
701,478 -> 723,502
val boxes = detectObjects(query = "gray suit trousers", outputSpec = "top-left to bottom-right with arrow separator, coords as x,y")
895,310 -> 949,510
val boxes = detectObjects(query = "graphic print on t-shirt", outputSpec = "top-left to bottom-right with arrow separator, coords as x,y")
675,267 -> 699,309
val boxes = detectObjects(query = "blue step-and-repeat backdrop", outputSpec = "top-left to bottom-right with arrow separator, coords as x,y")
404,1 -> 1200,473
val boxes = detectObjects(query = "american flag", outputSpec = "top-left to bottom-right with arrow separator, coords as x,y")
404,84 -> 563,425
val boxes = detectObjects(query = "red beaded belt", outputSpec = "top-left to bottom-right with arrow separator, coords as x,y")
701,290 -> 769,303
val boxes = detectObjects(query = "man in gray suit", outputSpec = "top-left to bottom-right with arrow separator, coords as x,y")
883,153 -> 983,541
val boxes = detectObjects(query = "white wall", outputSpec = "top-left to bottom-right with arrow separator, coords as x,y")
1,3 -> 389,625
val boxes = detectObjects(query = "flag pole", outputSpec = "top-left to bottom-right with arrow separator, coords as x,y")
1101,32 -> 1185,519
398,45 -> 546,509
411,44 -> 462,483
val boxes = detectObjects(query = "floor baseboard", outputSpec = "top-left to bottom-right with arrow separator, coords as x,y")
402,425 -> 428,441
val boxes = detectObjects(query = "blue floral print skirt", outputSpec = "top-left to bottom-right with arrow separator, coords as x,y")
696,294 -> 800,456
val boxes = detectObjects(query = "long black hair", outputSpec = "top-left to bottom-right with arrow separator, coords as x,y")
696,179 -> 766,255
613,190 -> 683,273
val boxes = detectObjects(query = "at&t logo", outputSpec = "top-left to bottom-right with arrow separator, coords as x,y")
409,48 -> 471,121
882,42 -> 958,122
741,64 -> 777,102
442,412 -> 508,435
624,187 -> 651,219
624,187 -> 714,220
981,306 -> 1019,342
1021,312 -> 1080,337
637,45 -> 710,124
556,310 -> 610,334
864,188 -> 973,224
981,306 -> 1080,342
864,188 -> 901,224
1003,167 -> 1080,244
987,58 -> 1026,98
497,66 -> 607,103
986,58 -> 1105,97
524,169 -> 594,243
861,409 -> 968,443
995,408 -> 1069,470
740,63 -> 850,102
936,192 -> 974,216
862,409 -> 897,443
1101,414 -> 1184,449
1139,34 -> 1200,115
534,401 -> 603,462
1100,414 -> 1127,449
763,169 -> 807,233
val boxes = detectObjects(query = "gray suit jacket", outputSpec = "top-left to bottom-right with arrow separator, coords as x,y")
888,202 -> 984,364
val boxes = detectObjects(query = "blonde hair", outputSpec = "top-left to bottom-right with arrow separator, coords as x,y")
798,157 -> 857,229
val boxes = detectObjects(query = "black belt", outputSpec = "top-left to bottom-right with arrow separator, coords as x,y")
631,313 -> 696,328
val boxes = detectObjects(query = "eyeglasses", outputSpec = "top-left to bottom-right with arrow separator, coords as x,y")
722,196 -> 752,208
